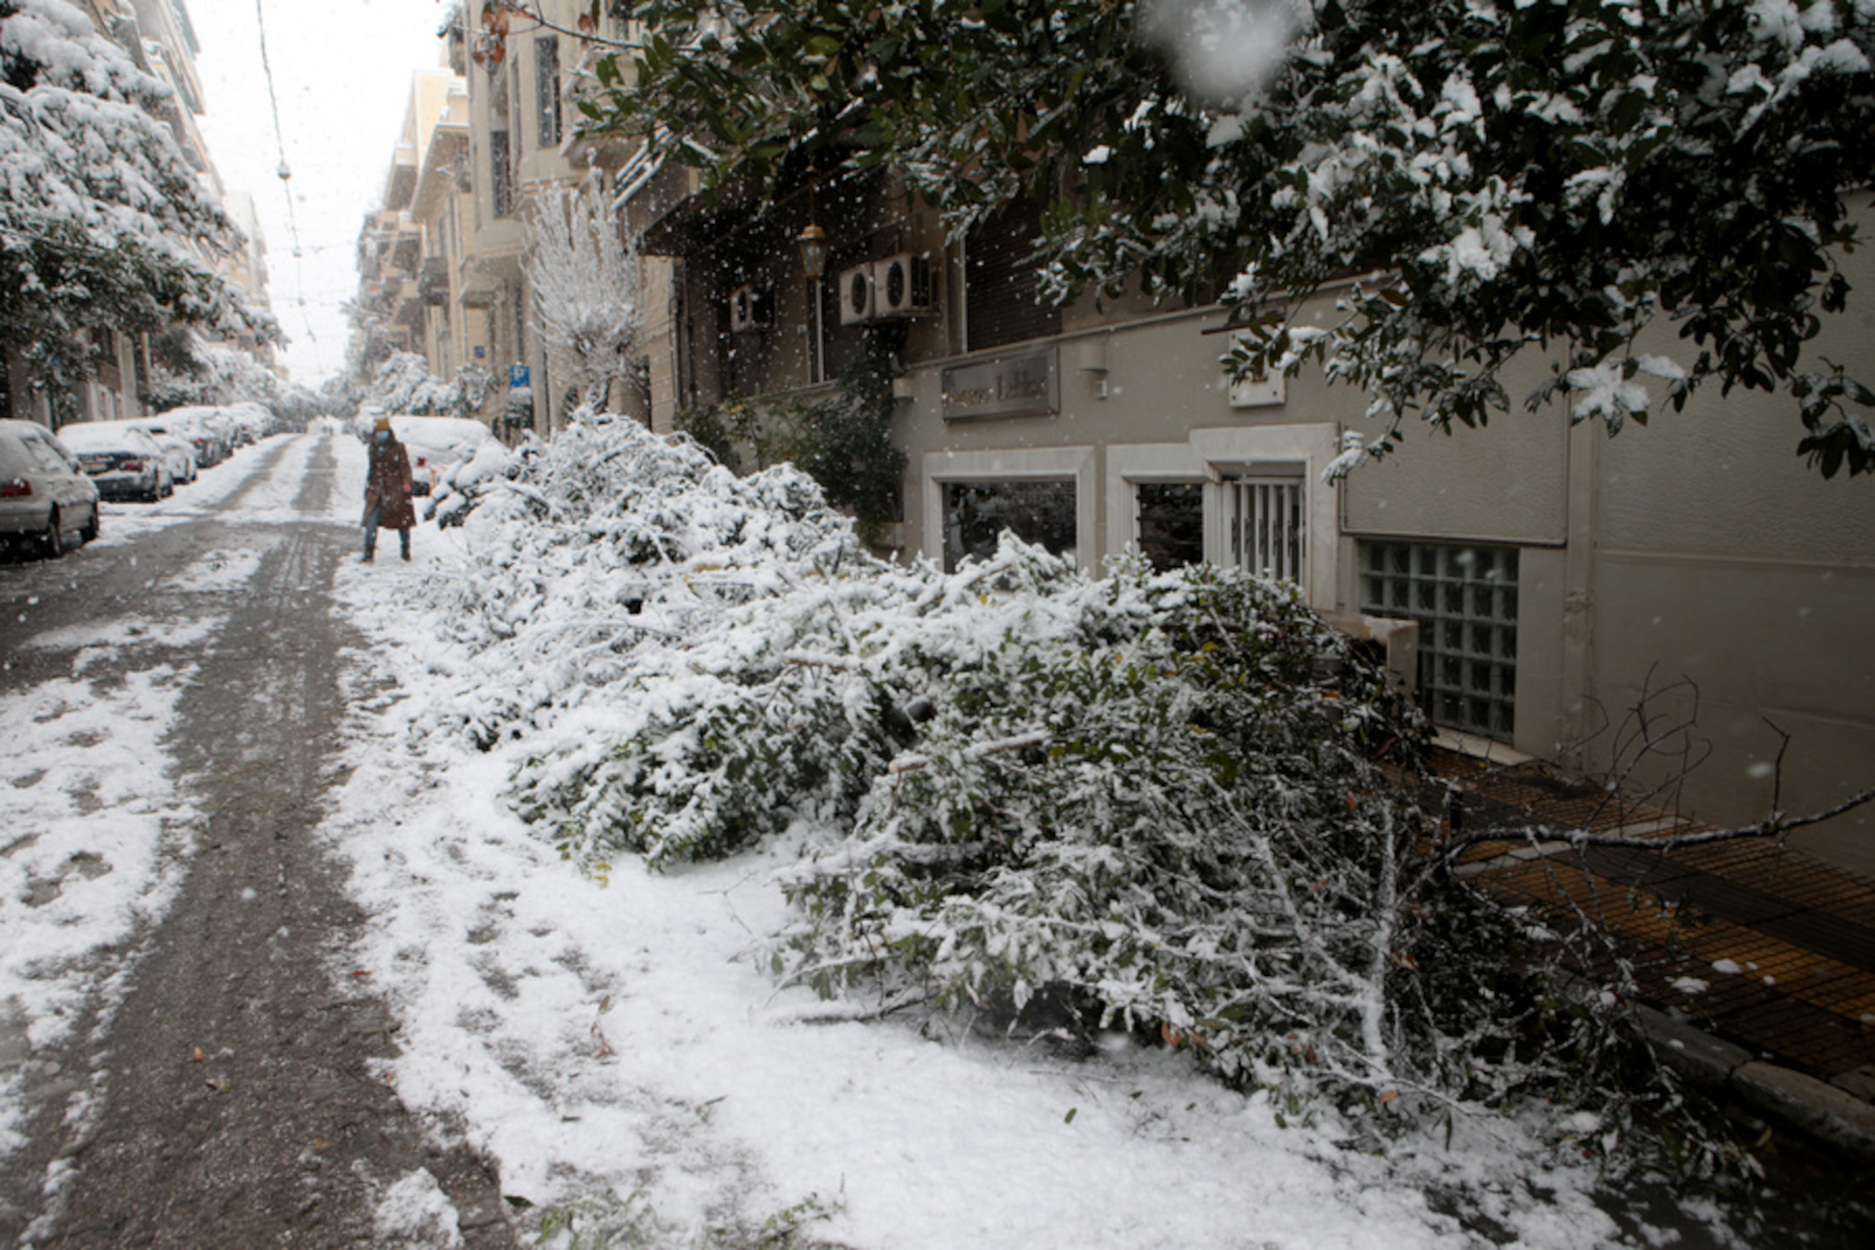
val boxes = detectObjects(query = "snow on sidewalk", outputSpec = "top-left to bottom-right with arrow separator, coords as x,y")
321,440 -> 1637,1250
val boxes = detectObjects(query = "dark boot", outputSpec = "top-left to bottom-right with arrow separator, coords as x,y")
362,542 -> 375,564
400,532 -> 411,562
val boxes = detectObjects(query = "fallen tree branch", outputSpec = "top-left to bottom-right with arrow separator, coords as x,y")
888,729 -> 1053,774
1453,786 -> 1875,856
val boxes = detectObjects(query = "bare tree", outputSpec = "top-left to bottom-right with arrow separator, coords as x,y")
526,177 -> 642,415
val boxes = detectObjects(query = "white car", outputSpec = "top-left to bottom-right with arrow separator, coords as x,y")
121,421 -> 199,485
0,420 -> 100,557
153,405 -> 231,467
385,415 -> 493,497
58,422 -> 173,502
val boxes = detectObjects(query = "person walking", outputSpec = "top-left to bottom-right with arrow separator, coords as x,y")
362,416 -> 415,563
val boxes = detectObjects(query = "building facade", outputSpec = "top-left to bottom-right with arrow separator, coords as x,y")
362,3 -> 670,435
626,165 -> 1875,875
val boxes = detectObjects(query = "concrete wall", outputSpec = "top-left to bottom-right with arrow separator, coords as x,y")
1578,218 -> 1875,870
886,265 -> 1875,872
655,180 -> 1875,874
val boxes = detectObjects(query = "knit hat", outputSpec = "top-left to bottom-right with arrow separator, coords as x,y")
373,416 -> 392,433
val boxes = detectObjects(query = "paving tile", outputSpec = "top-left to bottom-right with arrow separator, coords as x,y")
1438,751 -> 1875,1085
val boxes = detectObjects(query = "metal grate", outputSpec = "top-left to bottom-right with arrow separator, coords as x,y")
1225,477 -> 1305,585
1360,541 -> 1519,740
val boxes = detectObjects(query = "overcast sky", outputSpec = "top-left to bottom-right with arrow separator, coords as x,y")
189,0 -> 451,387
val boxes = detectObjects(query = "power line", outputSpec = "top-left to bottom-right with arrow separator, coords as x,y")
251,0 -> 323,372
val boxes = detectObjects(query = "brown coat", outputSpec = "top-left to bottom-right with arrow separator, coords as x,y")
364,437 -> 416,530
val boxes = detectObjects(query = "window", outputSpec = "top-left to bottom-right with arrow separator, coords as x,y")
942,479 -> 1076,572
1135,481 -> 1203,571
1360,541 -> 1519,740
489,69 -> 513,217
964,200 -> 1061,353
535,37 -> 562,149
1220,471 -> 1305,585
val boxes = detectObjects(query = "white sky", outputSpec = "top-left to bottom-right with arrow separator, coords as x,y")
188,0 -> 452,387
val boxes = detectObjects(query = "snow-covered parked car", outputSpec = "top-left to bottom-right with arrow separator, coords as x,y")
224,401 -> 274,445
384,415 -> 493,497
425,436 -> 517,528
58,422 -> 172,502
152,405 -> 232,468
0,420 -> 99,557
120,420 -> 199,485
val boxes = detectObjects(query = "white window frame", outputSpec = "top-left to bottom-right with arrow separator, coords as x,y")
1105,424 -> 1341,607
922,446 -> 1097,572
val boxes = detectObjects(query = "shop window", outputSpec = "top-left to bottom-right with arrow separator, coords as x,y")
942,479 -> 1075,572
1135,481 -> 1204,571
1359,540 -> 1519,740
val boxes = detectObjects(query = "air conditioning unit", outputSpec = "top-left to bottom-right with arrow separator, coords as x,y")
872,252 -> 934,316
838,263 -> 876,325
728,283 -> 771,333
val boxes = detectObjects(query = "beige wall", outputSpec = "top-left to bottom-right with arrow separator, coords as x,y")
881,246 -> 1874,873
636,156 -> 1875,876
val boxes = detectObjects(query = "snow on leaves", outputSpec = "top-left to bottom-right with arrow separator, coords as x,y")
596,0 -> 1875,475
396,416 -> 1718,1167
0,0 -> 271,397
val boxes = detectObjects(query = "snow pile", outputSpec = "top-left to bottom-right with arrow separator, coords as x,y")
406,413 -> 861,749
395,416 -> 1676,1150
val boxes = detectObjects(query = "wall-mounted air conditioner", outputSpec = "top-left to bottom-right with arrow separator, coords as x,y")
872,252 -> 934,316
838,263 -> 876,325
728,284 -> 771,333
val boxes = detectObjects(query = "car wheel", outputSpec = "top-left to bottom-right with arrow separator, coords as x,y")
80,505 -> 99,544
41,507 -> 63,559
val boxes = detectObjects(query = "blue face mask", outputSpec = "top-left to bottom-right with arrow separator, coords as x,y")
375,430 -> 390,441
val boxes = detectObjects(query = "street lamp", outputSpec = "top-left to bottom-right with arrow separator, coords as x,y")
798,223 -> 830,383
796,223 -> 830,281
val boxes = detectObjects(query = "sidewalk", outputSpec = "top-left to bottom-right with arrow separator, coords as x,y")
1434,742 -> 1875,1157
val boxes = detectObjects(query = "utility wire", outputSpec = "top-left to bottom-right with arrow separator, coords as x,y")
252,0 -> 323,372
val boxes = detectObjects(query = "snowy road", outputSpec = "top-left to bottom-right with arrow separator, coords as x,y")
0,434 -> 508,1247
0,431 -> 1736,1249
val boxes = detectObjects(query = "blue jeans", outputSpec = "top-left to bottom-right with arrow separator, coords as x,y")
363,505 -> 410,557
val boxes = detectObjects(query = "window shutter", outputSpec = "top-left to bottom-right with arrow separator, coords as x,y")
965,202 -> 1060,353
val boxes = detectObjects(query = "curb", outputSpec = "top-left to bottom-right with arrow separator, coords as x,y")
1633,1003 -> 1875,1163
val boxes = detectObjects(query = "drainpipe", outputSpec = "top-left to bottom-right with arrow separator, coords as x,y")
1559,417 -> 1599,772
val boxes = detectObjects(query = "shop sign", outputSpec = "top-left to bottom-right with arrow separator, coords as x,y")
941,349 -> 1059,421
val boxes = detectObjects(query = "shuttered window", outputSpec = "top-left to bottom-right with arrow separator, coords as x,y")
964,202 -> 1061,353
1222,475 -> 1306,585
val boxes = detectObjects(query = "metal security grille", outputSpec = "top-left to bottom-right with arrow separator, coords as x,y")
1359,541 -> 1519,740
1225,477 -> 1305,584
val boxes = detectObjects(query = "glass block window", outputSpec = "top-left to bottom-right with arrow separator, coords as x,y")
942,479 -> 1075,572
1360,541 -> 1519,740
1135,481 -> 1203,571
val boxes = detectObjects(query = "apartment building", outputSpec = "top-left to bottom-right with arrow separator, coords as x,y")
624,162 -> 1875,875
362,4 -> 668,434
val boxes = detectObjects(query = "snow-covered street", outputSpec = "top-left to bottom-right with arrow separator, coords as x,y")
0,430 -> 1761,1248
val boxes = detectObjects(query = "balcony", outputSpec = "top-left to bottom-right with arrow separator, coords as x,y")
419,255 -> 450,306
